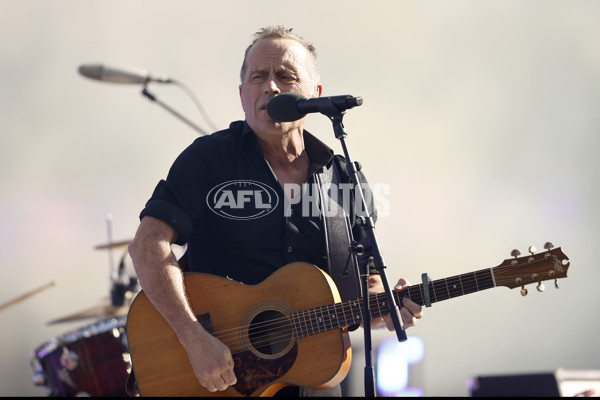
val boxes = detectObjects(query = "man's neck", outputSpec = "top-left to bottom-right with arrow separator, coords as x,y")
256,126 -> 306,167
257,127 -> 311,190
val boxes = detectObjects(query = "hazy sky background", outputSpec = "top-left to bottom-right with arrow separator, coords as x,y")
1,0 -> 599,396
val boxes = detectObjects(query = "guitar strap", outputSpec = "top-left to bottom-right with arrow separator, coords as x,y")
315,162 -> 364,304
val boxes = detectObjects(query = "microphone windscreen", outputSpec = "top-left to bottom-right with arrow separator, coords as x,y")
78,64 -> 103,80
267,92 -> 306,122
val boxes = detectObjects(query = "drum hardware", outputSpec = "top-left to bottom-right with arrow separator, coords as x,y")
32,316 -> 131,397
59,348 -> 79,371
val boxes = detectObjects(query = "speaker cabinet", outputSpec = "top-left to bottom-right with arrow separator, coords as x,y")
468,369 -> 600,397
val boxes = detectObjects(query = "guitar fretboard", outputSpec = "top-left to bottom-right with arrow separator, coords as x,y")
291,267 -> 496,339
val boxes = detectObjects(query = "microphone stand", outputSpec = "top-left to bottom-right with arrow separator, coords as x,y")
318,101 -> 407,397
141,84 -> 210,136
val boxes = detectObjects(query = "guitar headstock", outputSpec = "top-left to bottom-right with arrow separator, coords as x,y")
492,242 -> 570,296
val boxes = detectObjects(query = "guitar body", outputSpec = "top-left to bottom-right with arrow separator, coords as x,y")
126,262 -> 352,397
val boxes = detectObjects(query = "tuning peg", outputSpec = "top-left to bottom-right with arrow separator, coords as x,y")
511,249 -> 521,258
544,242 -> 555,250
536,282 -> 545,292
520,286 -> 528,296
528,246 -> 537,254
554,278 -> 560,289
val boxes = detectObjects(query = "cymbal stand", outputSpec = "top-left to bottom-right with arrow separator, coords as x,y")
105,213 -> 116,280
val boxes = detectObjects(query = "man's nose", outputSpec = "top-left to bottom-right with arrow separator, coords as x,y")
265,79 -> 281,94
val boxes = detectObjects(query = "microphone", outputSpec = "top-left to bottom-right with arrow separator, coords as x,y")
78,63 -> 172,84
267,92 -> 363,122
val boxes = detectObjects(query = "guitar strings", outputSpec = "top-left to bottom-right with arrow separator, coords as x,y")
223,295 -> 395,353
216,276 -> 494,353
219,271 -> 508,353
220,285 -> 427,353
206,256 -> 563,354
212,298 -> 383,353
212,285 -> 427,353
213,301 -> 367,353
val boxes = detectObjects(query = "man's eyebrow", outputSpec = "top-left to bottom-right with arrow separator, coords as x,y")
248,68 -> 267,76
280,60 -> 299,71
275,64 -> 300,77
247,60 -> 300,77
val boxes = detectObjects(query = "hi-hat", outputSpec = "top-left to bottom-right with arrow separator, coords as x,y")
94,239 -> 132,250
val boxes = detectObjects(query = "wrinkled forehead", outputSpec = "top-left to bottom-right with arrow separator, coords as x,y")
245,38 -> 314,77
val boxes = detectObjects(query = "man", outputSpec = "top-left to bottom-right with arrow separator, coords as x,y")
128,25 -> 423,397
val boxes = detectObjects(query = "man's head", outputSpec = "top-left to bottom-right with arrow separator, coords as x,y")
240,26 -> 320,85
239,26 -> 322,138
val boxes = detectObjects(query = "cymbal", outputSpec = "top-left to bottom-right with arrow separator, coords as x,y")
46,292 -> 133,325
94,239 -> 132,250
0,281 -> 55,313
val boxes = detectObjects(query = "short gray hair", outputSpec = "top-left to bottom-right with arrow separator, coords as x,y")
240,25 -> 320,84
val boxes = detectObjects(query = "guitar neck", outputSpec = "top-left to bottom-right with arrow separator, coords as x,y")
291,267 -> 496,339
395,267 -> 496,309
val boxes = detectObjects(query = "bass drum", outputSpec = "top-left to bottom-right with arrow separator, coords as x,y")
31,316 -> 131,397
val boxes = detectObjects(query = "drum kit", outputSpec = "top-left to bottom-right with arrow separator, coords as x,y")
0,236 -> 140,397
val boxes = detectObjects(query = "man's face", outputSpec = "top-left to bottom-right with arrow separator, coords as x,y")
239,38 -> 321,138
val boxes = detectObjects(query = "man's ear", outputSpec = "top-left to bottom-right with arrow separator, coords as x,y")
239,84 -> 244,106
315,83 -> 323,98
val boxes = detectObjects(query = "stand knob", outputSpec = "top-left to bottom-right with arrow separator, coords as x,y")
351,240 -> 365,256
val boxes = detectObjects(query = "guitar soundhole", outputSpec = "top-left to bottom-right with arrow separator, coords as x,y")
248,310 -> 293,358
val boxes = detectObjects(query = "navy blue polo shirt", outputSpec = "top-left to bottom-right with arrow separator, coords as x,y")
140,120 -> 343,285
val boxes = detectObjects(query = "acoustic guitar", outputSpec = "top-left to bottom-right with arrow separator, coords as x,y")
125,244 -> 569,396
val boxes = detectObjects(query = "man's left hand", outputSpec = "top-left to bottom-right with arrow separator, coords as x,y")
368,275 -> 423,331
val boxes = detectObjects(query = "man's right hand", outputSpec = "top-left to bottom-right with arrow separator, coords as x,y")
181,325 -> 238,392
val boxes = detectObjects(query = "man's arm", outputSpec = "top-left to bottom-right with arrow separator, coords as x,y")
128,215 -> 237,392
